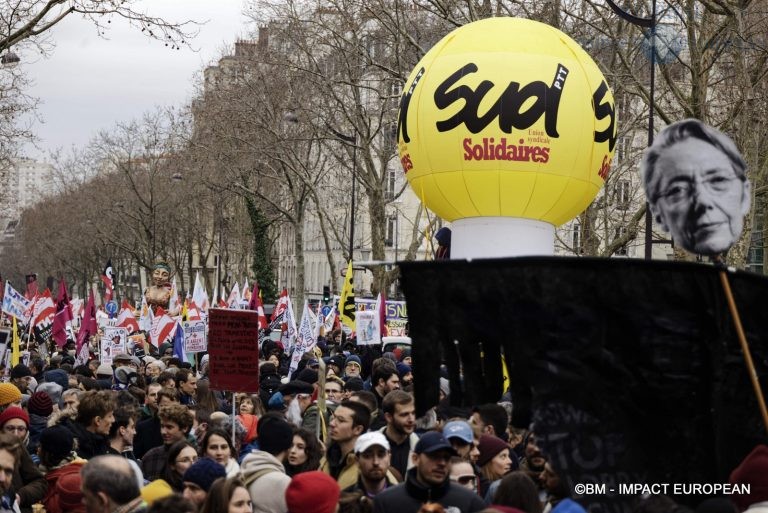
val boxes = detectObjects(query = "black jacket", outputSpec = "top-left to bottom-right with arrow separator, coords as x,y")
373,468 -> 485,513
66,421 -> 110,460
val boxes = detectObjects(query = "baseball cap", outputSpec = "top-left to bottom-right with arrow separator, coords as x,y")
354,432 -> 391,454
414,431 -> 457,456
443,421 -> 474,444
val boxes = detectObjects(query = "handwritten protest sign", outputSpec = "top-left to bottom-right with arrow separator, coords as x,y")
208,309 -> 260,392
182,320 -> 207,353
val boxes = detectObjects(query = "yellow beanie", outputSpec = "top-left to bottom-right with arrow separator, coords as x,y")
0,384 -> 22,407
140,479 -> 173,505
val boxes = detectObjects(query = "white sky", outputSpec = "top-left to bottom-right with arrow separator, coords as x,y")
19,0 -> 252,160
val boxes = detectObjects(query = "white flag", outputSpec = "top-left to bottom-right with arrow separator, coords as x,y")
192,272 -> 210,313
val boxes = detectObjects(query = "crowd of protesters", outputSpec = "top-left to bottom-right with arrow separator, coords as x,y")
0,329 -> 763,513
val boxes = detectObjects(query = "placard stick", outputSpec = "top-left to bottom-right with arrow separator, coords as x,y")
715,258 -> 768,433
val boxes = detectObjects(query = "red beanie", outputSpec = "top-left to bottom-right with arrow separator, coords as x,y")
56,471 -> 86,512
477,435 -> 510,467
285,471 -> 340,513
0,406 -> 29,428
730,445 -> 768,511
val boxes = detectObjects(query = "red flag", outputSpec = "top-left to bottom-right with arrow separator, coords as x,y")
187,300 -> 202,321
52,280 -> 74,348
101,259 -> 114,303
25,274 -> 38,301
150,307 -> 176,347
116,300 -> 139,334
76,290 -> 97,356
33,289 -> 55,327
247,282 -> 269,330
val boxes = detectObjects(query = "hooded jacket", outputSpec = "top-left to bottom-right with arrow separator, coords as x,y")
372,467 -> 485,513
241,451 -> 291,513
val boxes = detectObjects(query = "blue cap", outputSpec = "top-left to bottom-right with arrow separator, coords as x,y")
443,421 -> 473,444
414,432 -> 458,455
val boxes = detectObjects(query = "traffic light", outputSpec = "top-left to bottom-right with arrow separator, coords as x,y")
322,285 -> 331,304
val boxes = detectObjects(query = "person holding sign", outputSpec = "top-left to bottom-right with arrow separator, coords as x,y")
642,119 -> 751,255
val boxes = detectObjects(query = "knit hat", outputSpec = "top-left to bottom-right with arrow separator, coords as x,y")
400,348 -> 412,361
730,444 -> 768,511
0,407 -> 29,428
285,471 -> 340,513
344,355 -> 362,369
28,391 -> 53,416
10,364 -> 31,380
0,383 -> 22,407
396,362 -> 412,378
141,479 -> 173,505
477,435 -> 510,467
40,425 -> 75,463
183,458 -> 226,492
257,417 -> 294,456
44,369 -> 69,391
279,380 -> 313,397
56,470 -> 85,512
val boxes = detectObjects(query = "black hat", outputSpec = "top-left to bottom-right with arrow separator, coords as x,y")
343,376 -> 365,392
295,368 -> 318,384
40,425 -> 74,463
414,432 -> 458,455
279,380 -> 314,397
10,365 -> 31,380
257,417 -> 294,456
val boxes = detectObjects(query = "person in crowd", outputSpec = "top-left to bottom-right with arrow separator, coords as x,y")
344,432 -> 399,497
201,428 -> 240,478
141,404 -> 194,480
61,388 -> 82,411
177,369 -> 198,406
321,399 -> 372,488
10,365 -> 32,395
141,382 -> 163,422
490,471 -> 543,513
395,363 -> 412,388
28,359 -> 45,384
182,457 -> 227,511
0,433 -> 25,513
80,455 -> 144,513
25,391 -> 52,457
448,457 -> 477,494
519,432 -> 546,486
285,427 -> 323,477
0,384 -> 22,414
135,387 -> 179,459
279,381 -> 318,432
107,406 -> 138,460
371,366 -> 400,419
443,421 -> 477,460
39,425 -> 86,513
471,404 -> 509,442
540,462 -> 569,513
477,435 -> 515,499
378,390 -> 418,478
201,476 -> 252,513
64,390 -> 116,460
0,408 -> 46,513
344,378 -> 365,400
195,381 -> 222,415
641,118 -> 751,256
285,471 -> 340,513
325,376 -> 345,404
345,356 -> 363,380
240,416 -> 294,513
163,440 -> 198,493
372,431 -> 485,513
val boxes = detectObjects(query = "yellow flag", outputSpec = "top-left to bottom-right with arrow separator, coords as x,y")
11,317 -> 19,366
339,261 -> 356,331
181,299 -> 189,322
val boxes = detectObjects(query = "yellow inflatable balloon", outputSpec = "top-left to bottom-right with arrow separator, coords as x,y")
398,17 -> 616,226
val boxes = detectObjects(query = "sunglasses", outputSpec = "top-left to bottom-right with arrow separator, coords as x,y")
451,475 -> 476,485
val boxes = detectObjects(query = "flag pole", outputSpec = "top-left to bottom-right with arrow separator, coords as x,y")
231,391 -> 237,448
714,257 -> 768,434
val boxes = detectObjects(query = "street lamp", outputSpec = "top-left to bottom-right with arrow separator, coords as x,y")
326,125 -> 357,261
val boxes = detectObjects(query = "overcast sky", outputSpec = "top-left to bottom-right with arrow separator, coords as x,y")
20,0 -> 252,160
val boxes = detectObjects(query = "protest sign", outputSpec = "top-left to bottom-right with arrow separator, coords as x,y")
356,310 -> 379,345
208,309 -> 260,393
182,320 -> 207,353
101,327 -> 127,365
1,283 -> 31,321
